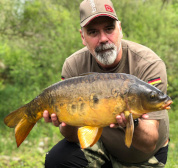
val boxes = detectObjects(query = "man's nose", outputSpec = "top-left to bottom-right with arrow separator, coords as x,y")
99,31 -> 109,44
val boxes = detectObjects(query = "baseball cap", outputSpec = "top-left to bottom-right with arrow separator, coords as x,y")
80,0 -> 118,27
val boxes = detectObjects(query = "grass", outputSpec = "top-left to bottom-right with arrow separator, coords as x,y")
165,107 -> 178,168
0,120 -> 63,168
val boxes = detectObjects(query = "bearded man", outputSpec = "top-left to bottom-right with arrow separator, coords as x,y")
44,0 -> 169,167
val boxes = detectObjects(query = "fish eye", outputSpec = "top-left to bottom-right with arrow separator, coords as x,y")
150,91 -> 157,99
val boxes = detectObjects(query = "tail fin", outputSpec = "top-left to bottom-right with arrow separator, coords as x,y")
4,106 -> 26,128
4,106 -> 36,147
15,116 -> 35,147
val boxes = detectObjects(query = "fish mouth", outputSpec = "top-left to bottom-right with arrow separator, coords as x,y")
162,100 -> 173,110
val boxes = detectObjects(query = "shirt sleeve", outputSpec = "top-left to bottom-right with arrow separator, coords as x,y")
61,56 -> 80,79
61,60 -> 73,79
139,60 -> 167,94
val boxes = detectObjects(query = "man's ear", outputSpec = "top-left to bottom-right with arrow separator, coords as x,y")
80,29 -> 86,46
119,22 -> 123,38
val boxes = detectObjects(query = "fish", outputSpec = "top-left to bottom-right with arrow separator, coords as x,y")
4,73 -> 172,149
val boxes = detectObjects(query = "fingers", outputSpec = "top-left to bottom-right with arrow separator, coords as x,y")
110,113 -> 127,128
43,110 -> 52,122
43,110 -> 60,127
142,113 -> 149,119
61,122 -> 67,127
110,123 -> 116,128
116,113 -> 127,127
51,113 -> 60,127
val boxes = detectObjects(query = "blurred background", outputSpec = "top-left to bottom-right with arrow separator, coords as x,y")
0,0 -> 177,167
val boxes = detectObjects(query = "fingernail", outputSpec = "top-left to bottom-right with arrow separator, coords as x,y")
116,115 -> 121,119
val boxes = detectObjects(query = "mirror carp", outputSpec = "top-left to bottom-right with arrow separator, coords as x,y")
4,73 -> 172,149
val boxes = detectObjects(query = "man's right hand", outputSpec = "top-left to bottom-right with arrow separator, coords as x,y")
43,110 -> 61,127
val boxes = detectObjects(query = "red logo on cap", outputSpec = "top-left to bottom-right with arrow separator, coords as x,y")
105,5 -> 114,13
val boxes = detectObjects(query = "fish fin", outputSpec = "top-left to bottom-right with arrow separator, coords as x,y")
4,106 -> 26,128
124,111 -> 134,148
15,117 -> 36,147
89,127 -> 103,147
4,105 -> 38,147
78,126 -> 103,149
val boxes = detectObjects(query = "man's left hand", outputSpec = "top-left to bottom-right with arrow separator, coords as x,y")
110,113 -> 149,128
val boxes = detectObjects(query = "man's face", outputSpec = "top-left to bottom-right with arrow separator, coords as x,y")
80,16 -> 123,68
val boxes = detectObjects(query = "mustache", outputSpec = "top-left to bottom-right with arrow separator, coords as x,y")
95,43 -> 115,53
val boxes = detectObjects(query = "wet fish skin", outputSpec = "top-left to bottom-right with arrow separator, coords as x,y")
4,73 -> 172,148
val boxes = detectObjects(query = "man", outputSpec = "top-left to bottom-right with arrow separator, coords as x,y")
44,0 -> 169,167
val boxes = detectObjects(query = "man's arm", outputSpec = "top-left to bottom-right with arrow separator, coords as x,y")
60,124 -> 79,143
132,119 -> 159,153
130,60 -> 167,153
110,113 -> 159,153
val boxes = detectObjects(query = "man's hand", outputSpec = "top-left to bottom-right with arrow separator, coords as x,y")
110,113 -> 149,128
43,110 -> 61,127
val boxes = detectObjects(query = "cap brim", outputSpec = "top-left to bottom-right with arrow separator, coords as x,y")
80,13 -> 118,27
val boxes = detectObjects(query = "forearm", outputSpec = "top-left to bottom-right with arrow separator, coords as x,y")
132,119 -> 159,153
60,125 -> 79,143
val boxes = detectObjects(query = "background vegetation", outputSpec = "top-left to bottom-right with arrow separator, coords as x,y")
0,0 -> 177,167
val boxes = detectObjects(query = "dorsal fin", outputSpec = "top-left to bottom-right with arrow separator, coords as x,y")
79,72 -> 99,76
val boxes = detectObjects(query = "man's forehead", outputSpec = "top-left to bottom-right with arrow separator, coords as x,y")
84,16 -> 116,28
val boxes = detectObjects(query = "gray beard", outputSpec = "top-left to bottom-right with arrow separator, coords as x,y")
95,43 -> 118,65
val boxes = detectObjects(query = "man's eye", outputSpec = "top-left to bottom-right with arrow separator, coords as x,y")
106,27 -> 114,33
88,30 -> 97,36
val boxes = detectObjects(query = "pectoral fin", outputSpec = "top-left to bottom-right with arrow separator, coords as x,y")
124,111 -> 134,148
78,126 -> 103,149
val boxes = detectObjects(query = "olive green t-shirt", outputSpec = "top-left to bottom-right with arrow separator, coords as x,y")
61,39 -> 169,163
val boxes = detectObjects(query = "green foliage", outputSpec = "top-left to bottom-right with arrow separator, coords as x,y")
166,107 -> 178,167
0,0 -> 84,116
0,0 -> 178,167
